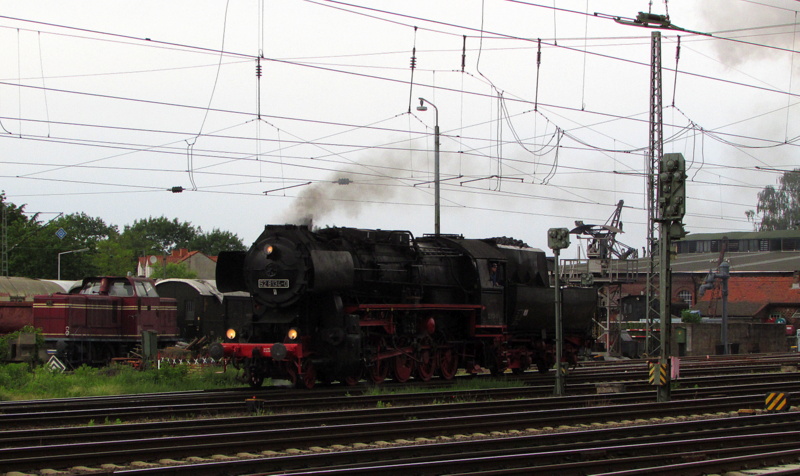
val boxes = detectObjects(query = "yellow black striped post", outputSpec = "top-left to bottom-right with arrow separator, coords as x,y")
648,362 -> 668,386
765,392 -> 789,412
556,362 -> 569,377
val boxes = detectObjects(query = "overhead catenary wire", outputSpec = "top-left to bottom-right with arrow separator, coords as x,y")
0,2 -> 796,238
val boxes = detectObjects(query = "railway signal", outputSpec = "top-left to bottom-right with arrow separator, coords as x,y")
548,227 -> 571,397
658,153 -> 686,221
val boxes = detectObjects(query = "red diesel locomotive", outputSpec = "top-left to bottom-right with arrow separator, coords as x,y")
29,276 -> 179,365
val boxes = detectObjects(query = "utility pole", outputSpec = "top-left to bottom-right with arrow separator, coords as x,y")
591,9 -> 705,402
645,31 -> 663,359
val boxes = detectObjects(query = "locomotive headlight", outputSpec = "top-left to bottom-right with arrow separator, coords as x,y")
287,328 -> 299,341
265,244 -> 274,255
226,328 -> 237,340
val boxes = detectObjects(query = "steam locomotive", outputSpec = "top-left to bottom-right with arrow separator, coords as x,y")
211,225 -> 596,388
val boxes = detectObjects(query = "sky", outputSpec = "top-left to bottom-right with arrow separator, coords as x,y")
0,0 -> 798,257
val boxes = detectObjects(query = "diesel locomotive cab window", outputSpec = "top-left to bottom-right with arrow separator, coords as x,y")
80,280 -> 102,294
136,281 -> 160,298
109,281 -> 134,297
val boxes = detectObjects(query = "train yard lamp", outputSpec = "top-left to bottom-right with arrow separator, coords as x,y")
57,248 -> 89,280
416,97 -> 440,236
548,228 -> 571,396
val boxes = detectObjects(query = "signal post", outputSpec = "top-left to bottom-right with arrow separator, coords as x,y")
548,228 -> 571,396
654,152 -> 686,402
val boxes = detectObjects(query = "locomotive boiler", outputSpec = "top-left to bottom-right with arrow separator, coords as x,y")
212,225 -> 596,388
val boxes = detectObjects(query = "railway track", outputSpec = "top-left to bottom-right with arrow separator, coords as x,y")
3,354 -> 800,474
117,411 -> 800,475
1,366 -> 798,428
2,380 -> 800,474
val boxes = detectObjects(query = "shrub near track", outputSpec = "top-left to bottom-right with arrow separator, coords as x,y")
0,363 -> 240,400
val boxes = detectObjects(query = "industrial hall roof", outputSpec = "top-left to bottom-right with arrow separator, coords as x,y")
671,251 -> 800,274
626,251 -> 800,274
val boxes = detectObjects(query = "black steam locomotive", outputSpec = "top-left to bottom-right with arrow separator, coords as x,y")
212,225 -> 596,388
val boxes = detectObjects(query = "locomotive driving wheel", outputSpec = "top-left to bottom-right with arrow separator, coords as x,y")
342,365 -> 364,386
437,348 -> 458,380
393,353 -> 414,383
368,338 -> 390,384
297,358 -> 316,390
369,357 -> 389,384
415,347 -> 435,381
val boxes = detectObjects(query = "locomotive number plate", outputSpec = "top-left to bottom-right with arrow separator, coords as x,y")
259,279 -> 289,289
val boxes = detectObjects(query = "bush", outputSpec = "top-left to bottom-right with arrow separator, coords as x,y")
681,309 -> 702,323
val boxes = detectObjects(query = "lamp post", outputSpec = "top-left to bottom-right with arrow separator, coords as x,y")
416,97 -> 440,236
57,248 -> 89,280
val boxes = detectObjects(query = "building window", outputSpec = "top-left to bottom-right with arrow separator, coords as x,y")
678,290 -> 693,305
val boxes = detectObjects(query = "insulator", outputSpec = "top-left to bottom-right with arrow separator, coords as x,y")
461,35 -> 467,72
256,63 -> 262,78
536,39 -> 542,66
410,56 -> 417,69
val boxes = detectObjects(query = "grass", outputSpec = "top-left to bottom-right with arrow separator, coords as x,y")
0,363 -> 527,401
0,362 -> 240,401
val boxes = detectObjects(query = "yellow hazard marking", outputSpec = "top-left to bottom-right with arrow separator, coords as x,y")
648,362 -> 668,386
766,392 -> 788,412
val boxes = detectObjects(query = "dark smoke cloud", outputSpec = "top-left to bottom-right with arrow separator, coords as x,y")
278,151 -> 420,227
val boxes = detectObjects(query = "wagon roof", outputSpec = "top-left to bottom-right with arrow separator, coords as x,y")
0,277 -> 64,301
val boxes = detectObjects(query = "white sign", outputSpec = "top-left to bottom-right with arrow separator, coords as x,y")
47,355 -> 66,373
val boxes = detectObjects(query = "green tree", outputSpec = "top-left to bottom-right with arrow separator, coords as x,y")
92,238 -> 137,276
188,228 -> 246,255
750,169 -> 800,231
49,213 -> 117,279
122,216 -> 198,255
147,262 -> 199,279
2,194 -> 43,277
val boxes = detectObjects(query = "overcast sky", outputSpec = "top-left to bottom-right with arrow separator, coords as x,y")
1,0 -> 797,256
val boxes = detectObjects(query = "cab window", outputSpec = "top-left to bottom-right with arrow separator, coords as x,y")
108,281 -> 134,297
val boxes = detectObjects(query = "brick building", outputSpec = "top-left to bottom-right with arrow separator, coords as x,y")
572,230 -> 800,356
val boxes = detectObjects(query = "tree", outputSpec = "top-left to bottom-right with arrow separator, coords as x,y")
2,196 -> 46,278
188,228 -> 246,255
49,213 -> 117,279
92,238 -> 136,276
122,216 -> 197,255
147,262 -> 199,279
750,169 -> 800,231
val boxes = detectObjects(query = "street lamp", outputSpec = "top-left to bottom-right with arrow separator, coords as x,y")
417,97 -> 440,236
58,248 -> 89,280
